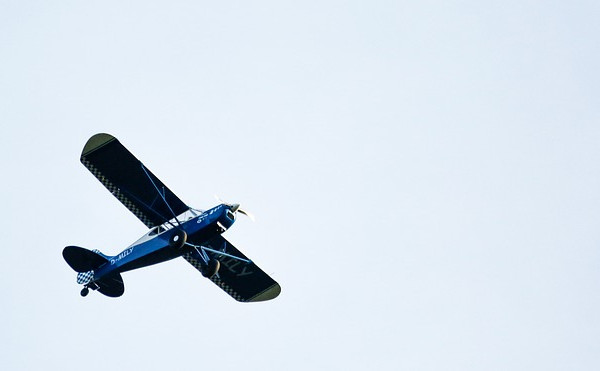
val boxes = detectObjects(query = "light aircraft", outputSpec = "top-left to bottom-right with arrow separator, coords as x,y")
62,133 -> 280,302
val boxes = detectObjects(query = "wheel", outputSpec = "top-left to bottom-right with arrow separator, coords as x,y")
202,259 -> 220,278
80,287 -> 89,297
169,229 -> 187,249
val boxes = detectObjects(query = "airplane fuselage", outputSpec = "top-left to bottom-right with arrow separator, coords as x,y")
93,204 -> 236,281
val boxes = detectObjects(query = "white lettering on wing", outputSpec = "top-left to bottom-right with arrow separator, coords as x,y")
220,257 -> 254,277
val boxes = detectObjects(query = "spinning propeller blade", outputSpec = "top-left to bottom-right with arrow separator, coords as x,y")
237,208 -> 255,221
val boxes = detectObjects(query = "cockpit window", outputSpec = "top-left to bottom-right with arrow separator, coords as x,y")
148,225 -> 166,236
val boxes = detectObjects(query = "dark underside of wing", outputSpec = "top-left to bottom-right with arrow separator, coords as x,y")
183,235 -> 281,302
80,133 -> 189,228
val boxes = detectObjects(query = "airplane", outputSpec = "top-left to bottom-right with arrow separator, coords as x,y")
62,133 -> 281,302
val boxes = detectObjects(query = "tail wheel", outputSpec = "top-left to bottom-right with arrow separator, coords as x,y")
80,287 -> 89,297
169,229 -> 187,249
202,259 -> 220,278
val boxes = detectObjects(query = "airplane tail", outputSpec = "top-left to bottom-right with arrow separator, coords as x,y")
63,246 -> 124,297
63,246 -> 109,272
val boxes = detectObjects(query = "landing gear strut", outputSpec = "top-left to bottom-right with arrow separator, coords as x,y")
185,241 -> 249,280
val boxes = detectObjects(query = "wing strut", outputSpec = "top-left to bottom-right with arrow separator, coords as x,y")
185,242 -> 252,264
80,133 -> 189,228
140,163 -> 182,227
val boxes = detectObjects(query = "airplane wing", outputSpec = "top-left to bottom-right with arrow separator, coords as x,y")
183,236 -> 281,302
80,133 -> 189,228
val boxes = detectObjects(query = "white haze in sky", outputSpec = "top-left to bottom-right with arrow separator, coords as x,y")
1,1 -> 599,370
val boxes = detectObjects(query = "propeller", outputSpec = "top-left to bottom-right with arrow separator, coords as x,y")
214,195 -> 255,221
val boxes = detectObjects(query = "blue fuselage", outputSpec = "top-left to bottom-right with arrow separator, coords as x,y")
93,204 -> 235,280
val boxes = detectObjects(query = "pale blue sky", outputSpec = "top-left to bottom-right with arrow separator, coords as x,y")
1,1 -> 599,370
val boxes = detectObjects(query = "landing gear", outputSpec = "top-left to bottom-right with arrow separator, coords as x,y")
187,242 -> 250,279
202,259 -> 220,279
80,287 -> 89,297
169,229 -> 187,249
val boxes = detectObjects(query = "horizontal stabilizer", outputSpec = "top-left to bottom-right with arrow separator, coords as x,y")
63,246 -> 109,273
96,273 -> 125,297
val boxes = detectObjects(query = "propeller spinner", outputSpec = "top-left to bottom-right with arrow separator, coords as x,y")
216,197 -> 255,221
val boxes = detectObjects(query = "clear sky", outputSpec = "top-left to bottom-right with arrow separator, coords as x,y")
1,1 -> 599,370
